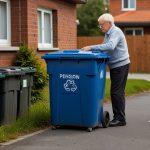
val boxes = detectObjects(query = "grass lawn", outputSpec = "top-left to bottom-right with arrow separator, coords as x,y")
0,87 -> 50,143
0,79 -> 150,143
104,79 -> 150,102
125,79 -> 150,95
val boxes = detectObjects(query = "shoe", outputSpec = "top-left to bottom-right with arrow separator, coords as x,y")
109,119 -> 126,127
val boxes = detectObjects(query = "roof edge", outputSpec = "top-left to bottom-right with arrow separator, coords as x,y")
115,22 -> 150,26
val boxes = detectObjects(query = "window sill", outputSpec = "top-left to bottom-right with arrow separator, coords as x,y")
122,8 -> 136,11
37,47 -> 60,51
0,46 -> 19,51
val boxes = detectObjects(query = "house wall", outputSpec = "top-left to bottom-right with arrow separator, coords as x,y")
0,52 -> 17,66
119,27 -> 150,35
137,0 -> 150,10
110,0 -> 150,16
0,0 -> 77,66
109,0 -> 122,16
144,27 -> 150,34
11,0 -> 28,46
27,0 -> 77,50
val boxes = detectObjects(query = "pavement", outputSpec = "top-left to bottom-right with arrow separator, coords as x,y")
0,91 -> 150,150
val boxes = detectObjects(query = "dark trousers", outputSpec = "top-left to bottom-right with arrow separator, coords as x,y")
110,64 -> 130,121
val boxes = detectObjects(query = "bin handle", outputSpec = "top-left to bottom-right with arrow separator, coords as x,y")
59,57 -> 75,60
63,50 -> 80,53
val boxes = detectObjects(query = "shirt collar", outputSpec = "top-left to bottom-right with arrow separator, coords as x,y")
106,24 -> 115,35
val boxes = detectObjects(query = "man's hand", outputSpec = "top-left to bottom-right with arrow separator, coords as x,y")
81,46 -> 92,51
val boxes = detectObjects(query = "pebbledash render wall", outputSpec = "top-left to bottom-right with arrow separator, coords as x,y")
0,0 -> 77,66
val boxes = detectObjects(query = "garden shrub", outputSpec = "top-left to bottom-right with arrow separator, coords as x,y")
14,44 -> 48,103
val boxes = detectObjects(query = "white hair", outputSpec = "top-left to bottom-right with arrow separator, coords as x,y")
98,13 -> 114,25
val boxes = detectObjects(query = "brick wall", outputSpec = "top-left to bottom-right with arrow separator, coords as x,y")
11,0 -> 28,46
27,0 -> 77,49
137,0 -> 150,10
0,0 -> 77,66
0,52 -> 17,66
109,0 -> 122,16
110,0 -> 150,16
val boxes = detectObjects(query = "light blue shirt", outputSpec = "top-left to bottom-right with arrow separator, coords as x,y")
91,24 -> 130,69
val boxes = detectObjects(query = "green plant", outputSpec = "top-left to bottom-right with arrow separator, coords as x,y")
104,79 -> 150,103
0,86 -> 50,143
0,79 -> 150,142
77,0 -> 108,36
14,44 -> 48,103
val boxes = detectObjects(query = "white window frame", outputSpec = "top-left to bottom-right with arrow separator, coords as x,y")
124,28 -> 144,36
122,0 -> 136,11
0,0 -> 11,46
37,8 -> 53,49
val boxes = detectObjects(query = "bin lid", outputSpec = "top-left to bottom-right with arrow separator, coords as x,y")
0,67 -> 24,76
10,67 -> 36,73
20,67 -> 36,73
42,50 -> 109,60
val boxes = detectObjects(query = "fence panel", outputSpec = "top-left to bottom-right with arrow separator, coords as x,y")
77,36 -> 150,73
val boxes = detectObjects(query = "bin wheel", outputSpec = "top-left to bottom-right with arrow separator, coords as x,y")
102,111 -> 110,128
87,128 -> 92,132
51,126 -> 57,130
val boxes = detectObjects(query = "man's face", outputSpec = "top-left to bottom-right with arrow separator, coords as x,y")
98,20 -> 111,33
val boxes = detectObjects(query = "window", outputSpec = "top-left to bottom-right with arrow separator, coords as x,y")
38,8 -> 53,49
122,0 -> 136,10
0,0 -> 10,46
124,28 -> 144,36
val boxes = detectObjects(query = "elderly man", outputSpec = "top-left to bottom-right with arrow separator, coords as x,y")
82,13 -> 130,127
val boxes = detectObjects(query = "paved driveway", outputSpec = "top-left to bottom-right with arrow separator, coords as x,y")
0,92 -> 150,150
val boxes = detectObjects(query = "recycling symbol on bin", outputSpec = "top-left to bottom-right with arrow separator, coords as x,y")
64,80 -> 77,92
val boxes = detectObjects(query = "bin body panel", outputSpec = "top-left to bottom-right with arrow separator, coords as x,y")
6,67 -> 35,118
0,76 -> 20,125
0,67 -> 35,125
49,72 -> 82,126
46,57 -> 107,128
17,74 -> 33,117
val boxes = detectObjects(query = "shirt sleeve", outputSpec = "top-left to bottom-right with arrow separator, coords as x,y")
90,30 -> 121,52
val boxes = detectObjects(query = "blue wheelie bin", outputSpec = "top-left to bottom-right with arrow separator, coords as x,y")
42,50 -> 109,131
